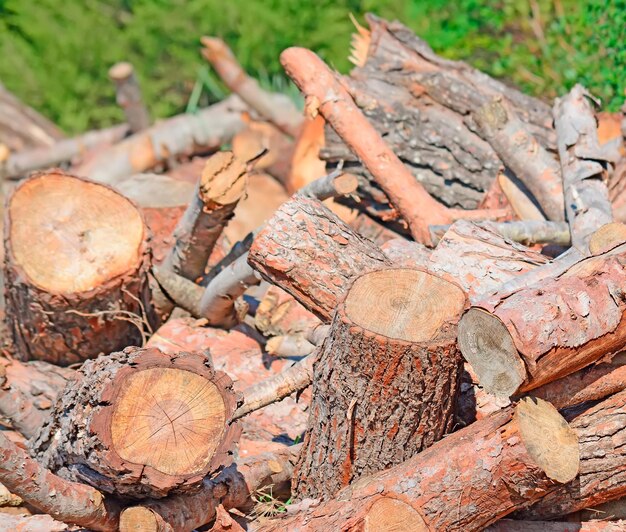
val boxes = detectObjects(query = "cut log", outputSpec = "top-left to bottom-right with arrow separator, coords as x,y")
163,151 -> 248,281
254,286 -> 321,338
0,124 -> 129,180
0,356 -> 73,439
74,95 -> 246,185
118,445 -> 300,532
260,398 -> 579,531
516,389 -> 626,520
108,62 -> 151,133
0,514 -> 69,532
248,196 -> 391,321
474,97 -> 564,220
293,267 -> 467,500
554,84 -> 613,252
487,520 -> 626,532
320,15 -> 554,222
31,346 -> 241,499
458,242 -> 626,397
0,431 -> 119,531
4,171 -> 154,365
201,37 -> 302,138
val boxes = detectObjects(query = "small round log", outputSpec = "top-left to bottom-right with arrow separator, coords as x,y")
4,170 -> 154,365
294,267 -> 467,500
31,346 -> 241,499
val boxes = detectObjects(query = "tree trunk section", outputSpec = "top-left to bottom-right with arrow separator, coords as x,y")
4,171 -> 155,365
31,346 -> 241,499
458,242 -> 626,397
248,196 -> 391,321
293,267 -> 467,500
260,398 -> 579,531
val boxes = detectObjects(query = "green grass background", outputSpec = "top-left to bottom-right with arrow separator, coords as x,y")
0,0 -> 623,133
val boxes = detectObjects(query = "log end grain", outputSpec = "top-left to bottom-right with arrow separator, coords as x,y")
457,308 -> 526,398
515,397 -> 579,484
119,506 -> 168,532
589,222 -> 626,255
363,497 -> 428,532
200,151 -> 248,206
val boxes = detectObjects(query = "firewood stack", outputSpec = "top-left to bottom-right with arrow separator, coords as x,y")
1,13 -> 626,532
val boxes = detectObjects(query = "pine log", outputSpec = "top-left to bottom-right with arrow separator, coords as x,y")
296,167 -> 358,201
0,514 -> 70,532
320,15 -> 554,222
0,124 -> 129,180
259,397 -> 579,531
4,171 -> 155,365
248,196 -> 391,321
31,346 -> 241,499
163,151 -> 248,281
487,520 -> 626,532
118,445 -> 300,532
554,84 -> 613,252
0,431 -> 119,531
108,62 -> 151,133
281,47 -> 507,245
474,97 -> 564,220
74,95 -> 246,184
516,389 -> 626,520
458,242 -> 626,397
0,356 -> 73,439
294,267 -> 467,500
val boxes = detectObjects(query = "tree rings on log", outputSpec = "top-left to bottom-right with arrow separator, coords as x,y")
4,170 -> 154,365
32,347 -> 241,499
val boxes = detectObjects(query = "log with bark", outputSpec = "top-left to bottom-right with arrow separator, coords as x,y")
293,267 -> 467,500
249,196 -> 391,321
4,170 -> 155,365
31,346 -> 241,499
108,62 -> 151,133
458,241 -> 626,398
319,15 -> 555,227
259,397 -> 579,531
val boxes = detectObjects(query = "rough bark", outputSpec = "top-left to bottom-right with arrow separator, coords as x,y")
31,346 -> 241,499
4,170 -> 155,365
0,431 -> 120,531
516,389 -> 626,520
320,15 -> 554,222
163,151 -> 248,282
0,124 -> 129,180
458,242 -> 626,397
281,47 -> 507,245
487,520 -> 626,532
474,97 -> 564,220
294,267 -> 467,500
0,513 -> 70,532
108,62 -> 151,133
259,398 -> 579,531
118,445 -> 300,532
249,196 -> 391,321
74,96 -> 246,185
554,84 -> 613,252
201,37 -> 303,138
0,356 -> 74,439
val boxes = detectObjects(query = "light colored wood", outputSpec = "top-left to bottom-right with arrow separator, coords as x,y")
515,397 -> 579,483
589,222 -> 626,254
345,269 -> 465,343
364,497 -> 427,532
457,308 -> 525,398
111,368 -> 226,477
119,507 -> 169,532
9,172 -> 144,294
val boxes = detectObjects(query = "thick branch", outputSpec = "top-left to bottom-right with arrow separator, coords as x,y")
0,431 -> 119,531
201,37 -> 302,138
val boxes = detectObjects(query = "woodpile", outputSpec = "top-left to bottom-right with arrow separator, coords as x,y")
0,13 -> 625,532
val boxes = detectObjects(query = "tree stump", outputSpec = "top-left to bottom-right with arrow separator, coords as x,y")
4,170 -> 154,365
31,346 -> 241,499
293,267 -> 467,500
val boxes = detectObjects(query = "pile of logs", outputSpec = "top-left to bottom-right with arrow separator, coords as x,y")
1,13 -> 626,532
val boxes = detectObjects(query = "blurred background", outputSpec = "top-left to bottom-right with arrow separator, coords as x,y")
0,0 -> 623,134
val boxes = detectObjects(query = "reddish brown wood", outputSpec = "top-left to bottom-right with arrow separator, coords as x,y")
31,347 -> 241,499
487,520 -> 626,532
254,286 -> 321,338
458,242 -> 626,397
260,398 -> 578,531
4,171 -> 155,365
248,196 -> 391,321
293,267 -> 467,500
